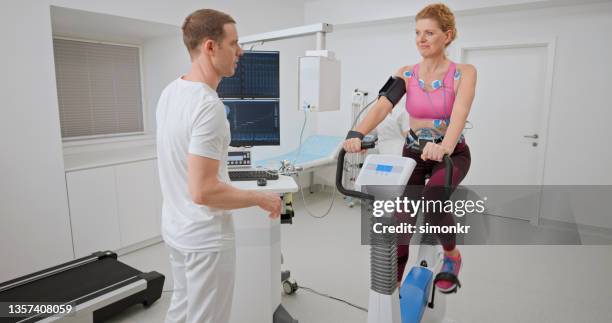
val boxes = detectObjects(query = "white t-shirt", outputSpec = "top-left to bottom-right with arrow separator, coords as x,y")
156,77 -> 234,252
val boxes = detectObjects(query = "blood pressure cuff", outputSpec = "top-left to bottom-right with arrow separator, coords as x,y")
378,76 -> 406,107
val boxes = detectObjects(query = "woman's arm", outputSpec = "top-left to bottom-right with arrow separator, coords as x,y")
421,64 -> 477,161
441,64 -> 477,152
353,97 -> 394,135
344,66 -> 411,152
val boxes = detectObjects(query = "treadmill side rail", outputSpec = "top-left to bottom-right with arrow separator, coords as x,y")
92,271 -> 165,322
37,280 -> 146,323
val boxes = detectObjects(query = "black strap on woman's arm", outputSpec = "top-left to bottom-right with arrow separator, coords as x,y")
345,130 -> 365,140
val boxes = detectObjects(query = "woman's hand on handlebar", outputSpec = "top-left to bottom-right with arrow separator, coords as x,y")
343,138 -> 363,153
421,142 -> 452,162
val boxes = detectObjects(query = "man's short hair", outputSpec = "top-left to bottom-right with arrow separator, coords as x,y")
182,9 -> 236,58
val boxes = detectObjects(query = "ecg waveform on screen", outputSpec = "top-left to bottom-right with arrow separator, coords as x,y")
224,100 -> 280,146
229,110 -> 278,129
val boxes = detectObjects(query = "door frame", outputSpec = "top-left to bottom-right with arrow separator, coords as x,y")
455,39 -> 557,224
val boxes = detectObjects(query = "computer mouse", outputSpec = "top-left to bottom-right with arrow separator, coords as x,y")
257,178 -> 267,186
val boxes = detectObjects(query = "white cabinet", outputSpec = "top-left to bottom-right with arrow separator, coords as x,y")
66,159 -> 161,258
66,167 -> 121,258
115,160 -> 162,247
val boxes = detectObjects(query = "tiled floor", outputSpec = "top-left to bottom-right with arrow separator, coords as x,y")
110,191 -> 612,323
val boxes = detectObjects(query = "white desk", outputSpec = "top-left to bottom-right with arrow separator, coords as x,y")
230,175 -> 298,323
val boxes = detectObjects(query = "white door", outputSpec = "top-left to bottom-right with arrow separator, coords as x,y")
461,44 -> 551,222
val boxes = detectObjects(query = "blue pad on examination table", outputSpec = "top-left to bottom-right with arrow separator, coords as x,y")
254,135 -> 344,169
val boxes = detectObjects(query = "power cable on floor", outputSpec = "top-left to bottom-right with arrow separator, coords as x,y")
297,284 -> 368,312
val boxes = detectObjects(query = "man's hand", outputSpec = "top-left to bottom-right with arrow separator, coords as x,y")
256,192 -> 282,219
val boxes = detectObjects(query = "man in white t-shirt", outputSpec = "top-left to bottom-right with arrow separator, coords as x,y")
156,9 -> 281,323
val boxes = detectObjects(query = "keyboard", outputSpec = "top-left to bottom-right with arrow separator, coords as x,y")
229,169 -> 279,181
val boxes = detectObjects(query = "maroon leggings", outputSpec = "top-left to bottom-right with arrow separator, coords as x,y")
396,142 -> 471,282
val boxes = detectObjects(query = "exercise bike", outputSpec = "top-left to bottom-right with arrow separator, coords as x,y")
335,137 -> 458,323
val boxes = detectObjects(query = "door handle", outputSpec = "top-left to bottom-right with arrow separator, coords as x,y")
523,134 -> 539,139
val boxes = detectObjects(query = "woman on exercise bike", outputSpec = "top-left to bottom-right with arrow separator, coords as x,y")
343,3 -> 477,293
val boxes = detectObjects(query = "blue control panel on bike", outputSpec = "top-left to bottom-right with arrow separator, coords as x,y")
376,164 -> 393,172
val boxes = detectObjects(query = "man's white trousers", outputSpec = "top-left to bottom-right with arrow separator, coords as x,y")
165,245 -> 236,323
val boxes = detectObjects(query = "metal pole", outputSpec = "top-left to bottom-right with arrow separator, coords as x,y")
315,32 -> 326,50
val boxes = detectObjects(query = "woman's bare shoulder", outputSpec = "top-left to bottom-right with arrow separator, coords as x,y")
394,65 -> 415,80
456,63 -> 477,75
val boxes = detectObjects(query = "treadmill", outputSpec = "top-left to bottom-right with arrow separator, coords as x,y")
0,251 -> 164,322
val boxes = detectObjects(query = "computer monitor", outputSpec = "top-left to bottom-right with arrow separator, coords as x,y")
217,51 -> 280,99
218,50 -> 281,147
223,99 -> 280,147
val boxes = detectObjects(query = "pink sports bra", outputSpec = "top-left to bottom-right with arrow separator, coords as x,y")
404,62 -> 460,120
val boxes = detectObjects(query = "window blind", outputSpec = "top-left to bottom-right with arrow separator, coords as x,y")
53,38 -> 144,138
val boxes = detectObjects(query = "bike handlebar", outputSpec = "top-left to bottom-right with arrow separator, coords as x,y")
335,141 -> 454,201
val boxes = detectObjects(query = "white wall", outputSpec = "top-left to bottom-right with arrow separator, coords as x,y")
142,32 -> 190,134
304,0 -> 609,25
0,0 -> 305,282
305,1 -> 612,226
0,0 -> 74,283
